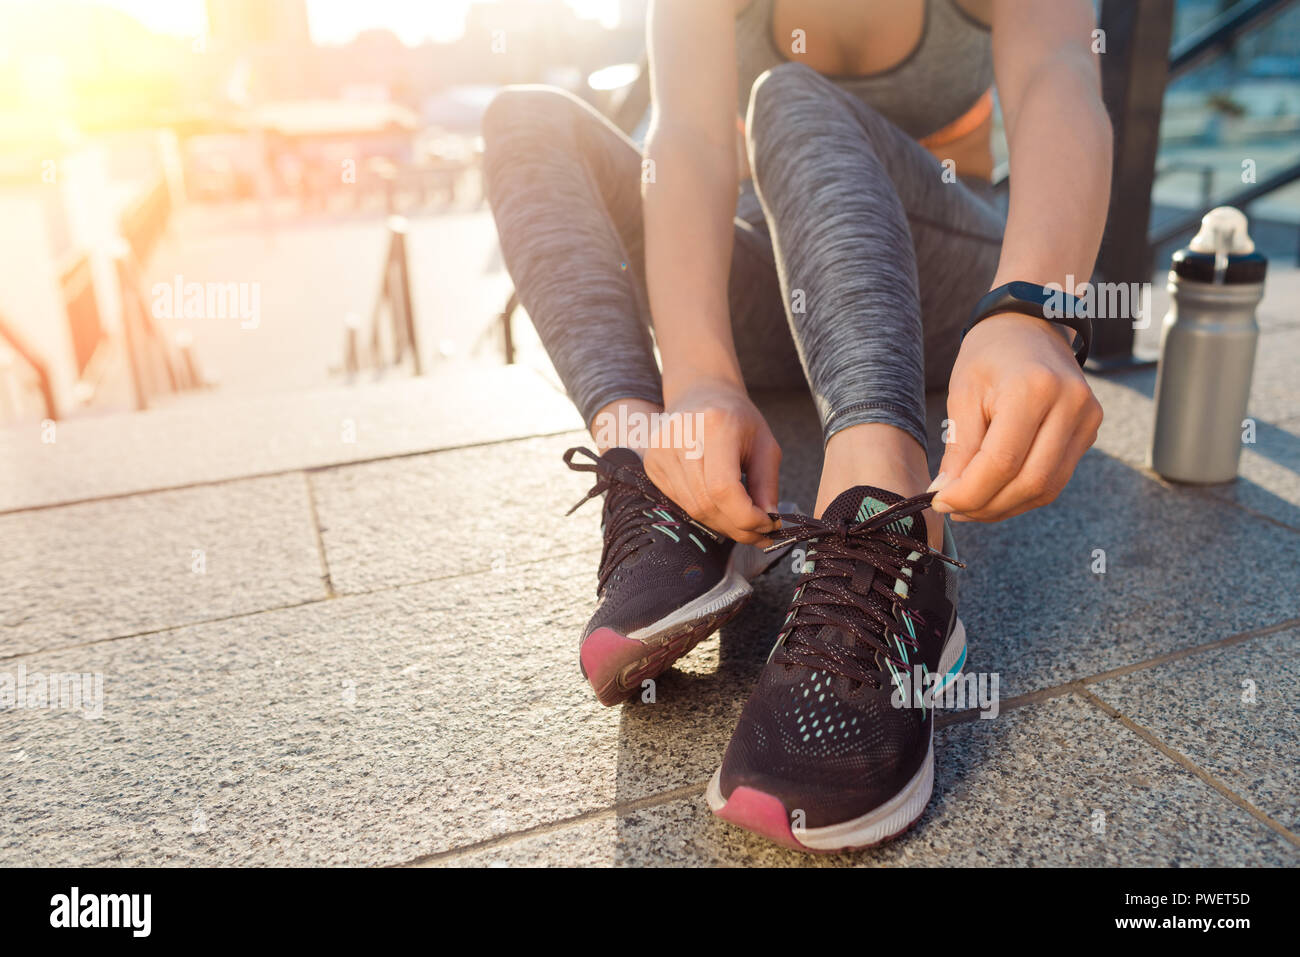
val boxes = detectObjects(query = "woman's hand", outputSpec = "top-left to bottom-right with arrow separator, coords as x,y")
931,313 -> 1103,522
644,378 -> 782,545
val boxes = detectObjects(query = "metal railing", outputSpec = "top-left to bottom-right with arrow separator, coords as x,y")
345,216 -> 422,379
1167,0 -> 1294,75
0,313 -> 58,421
1090,0 -> 1299,368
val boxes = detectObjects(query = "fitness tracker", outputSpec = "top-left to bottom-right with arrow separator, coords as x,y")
962,281 -> 1093,367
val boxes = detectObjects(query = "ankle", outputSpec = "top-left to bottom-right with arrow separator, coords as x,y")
816,423 -> 943,549
589,398 -> 664,456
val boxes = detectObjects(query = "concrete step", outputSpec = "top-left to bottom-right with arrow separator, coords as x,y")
0,363 -> 582,512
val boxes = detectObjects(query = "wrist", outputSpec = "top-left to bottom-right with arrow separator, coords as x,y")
662,357 -> 745,405
965,281 -> 1091,365
963,311 -> 1078,361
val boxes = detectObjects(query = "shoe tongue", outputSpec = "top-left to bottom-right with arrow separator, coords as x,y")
784,485 -> 924,683
818,485 -> 922,543
598,447 -> 661,521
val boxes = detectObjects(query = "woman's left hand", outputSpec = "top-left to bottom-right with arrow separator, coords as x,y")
930,312 -> 1103,522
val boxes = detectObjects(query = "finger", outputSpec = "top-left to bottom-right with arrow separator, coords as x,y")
966,398 -> 1101,521
951,431 -> 1092,523
933,396 -> 1048,517
743,430 -> 782,516
962,381 -> 1102,519
645,449 -> 700,518
701,448 -> 773,543
954,410 -> 1078,521
931,392 -> 987,502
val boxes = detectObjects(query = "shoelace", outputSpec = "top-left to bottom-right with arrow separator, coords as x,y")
563,447 -> 699,594
763,492 -> 964,690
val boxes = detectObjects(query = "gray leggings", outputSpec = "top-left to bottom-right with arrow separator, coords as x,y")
482,61 -> 1006,449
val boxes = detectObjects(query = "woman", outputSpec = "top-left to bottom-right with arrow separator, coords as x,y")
482,0 -> 1108,852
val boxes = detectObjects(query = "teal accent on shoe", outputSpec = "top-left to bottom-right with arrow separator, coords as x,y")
936,644 -> 968,692
855,494 -> 914,533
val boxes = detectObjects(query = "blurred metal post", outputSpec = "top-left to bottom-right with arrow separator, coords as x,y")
0,312 -> 58,420
343,312 -> 362,380
175,329 -> 202,389
112,247 -> 149,411
1090,0 -> 1175,370
501,291 -> 518,365
386,216 -> 422,375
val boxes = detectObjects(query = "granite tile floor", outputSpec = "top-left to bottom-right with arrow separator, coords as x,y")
2,296 -> 1297,866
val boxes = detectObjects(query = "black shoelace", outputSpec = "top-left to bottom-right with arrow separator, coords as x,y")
763,492 -> 964,689
563,447 -> 697,594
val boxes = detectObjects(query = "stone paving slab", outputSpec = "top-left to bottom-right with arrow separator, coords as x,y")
1090,627 -> 1299,831
309,432 -> 600,594
0,474 -> 327,658
949,449 -> 1300,695
0,552 -> 690,866
0,365 -> 582,512
429,694 -> 1297,866
1202,416 -> 1300,531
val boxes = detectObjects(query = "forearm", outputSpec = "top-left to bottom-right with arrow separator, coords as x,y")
991,56 -> 1112,292
643,126 -> 743,402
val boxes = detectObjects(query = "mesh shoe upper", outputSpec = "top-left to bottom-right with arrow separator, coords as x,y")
718,485 -> 962,828
564,447 -> 734,640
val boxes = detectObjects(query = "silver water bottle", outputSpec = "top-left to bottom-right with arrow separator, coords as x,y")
1150,207 -> 1267,484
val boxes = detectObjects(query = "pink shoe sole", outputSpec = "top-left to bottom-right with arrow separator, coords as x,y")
579,599 -> 747,707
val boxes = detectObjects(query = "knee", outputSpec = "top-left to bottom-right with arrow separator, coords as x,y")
481,85 -> 579,200
745,62 -> 837,167
746,62 -> 827,132
482,85 -> 580,160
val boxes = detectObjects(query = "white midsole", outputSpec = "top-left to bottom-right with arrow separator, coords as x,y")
937,617 -> 967,690
706,618 -> 966,850
625,548 -> 753,643
626,501 -> 801,644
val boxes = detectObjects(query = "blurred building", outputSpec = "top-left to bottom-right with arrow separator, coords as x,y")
205,0 -> 317,102
205,0 -> 311,48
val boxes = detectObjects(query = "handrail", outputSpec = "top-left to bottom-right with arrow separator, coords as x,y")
1148,157 -> 1300,248
1168,0 -> 1295,79
990,0 -> 1298,194
350,216 -> 422,378
0,312 -> 58,420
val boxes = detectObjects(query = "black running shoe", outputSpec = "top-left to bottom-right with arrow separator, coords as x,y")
564,447 -> 783,706
707,485 -> 966,851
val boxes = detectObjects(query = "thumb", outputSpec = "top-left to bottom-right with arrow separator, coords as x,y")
744,430 -> 783,516
931,401 -> 986,511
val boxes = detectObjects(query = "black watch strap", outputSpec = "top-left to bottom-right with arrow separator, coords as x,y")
962,281 -> 1093,367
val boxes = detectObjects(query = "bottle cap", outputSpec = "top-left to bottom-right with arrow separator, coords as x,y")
1173,206 -> 1267,285
1188,206 -> 1255,256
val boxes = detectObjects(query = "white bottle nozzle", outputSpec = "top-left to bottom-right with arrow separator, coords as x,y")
1188,207 -> 1255,283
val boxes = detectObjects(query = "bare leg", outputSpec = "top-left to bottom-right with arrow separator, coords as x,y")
815,423 -> 944,549
590,397 -> 664,457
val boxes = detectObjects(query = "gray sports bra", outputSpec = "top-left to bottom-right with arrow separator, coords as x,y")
735,0 -> 994,142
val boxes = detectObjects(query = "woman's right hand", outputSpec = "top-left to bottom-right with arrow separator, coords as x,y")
644,378 -> 782,545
